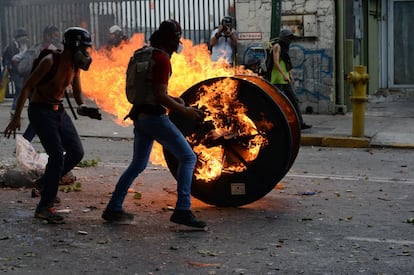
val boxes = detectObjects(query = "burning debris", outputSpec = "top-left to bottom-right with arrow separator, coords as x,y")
186,78 -> 273,182
81,34 -> 254,167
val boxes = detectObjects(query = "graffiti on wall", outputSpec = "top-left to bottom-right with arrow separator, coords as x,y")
242,43 -> 333,108
289,44 -> 332,102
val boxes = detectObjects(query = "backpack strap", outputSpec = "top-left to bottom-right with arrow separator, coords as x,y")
32,49 -> 61,85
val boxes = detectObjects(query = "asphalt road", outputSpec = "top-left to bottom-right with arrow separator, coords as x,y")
1,137 -> 413,274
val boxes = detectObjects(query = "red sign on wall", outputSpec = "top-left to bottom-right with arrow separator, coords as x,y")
238,32 -> 262,40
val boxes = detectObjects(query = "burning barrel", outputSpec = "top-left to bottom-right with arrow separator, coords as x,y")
164,75 -> 300,207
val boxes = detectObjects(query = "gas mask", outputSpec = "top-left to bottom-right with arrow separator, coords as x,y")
176,42 -> 183,54
16,36 -> 29,49
73,47 -> 92,71
51,38 -> 63,50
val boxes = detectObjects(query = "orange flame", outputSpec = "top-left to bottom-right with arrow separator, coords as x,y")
188,78 -> 271,182
81,33 -> 256,167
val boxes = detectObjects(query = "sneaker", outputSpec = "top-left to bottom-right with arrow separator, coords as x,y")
102,208 -> 134,222
59,171 -> 76,186
32,179 -> 61,205
170,209 -> 206,228
34,207 -> 65,224
301,123 -> 312,130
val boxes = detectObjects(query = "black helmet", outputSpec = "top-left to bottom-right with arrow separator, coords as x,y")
63,27 -> 93,48
279,28 -> 294,38
158,19 -> 182,40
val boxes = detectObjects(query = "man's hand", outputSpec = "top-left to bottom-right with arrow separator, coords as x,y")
4,116 -> 21,139
183,106 -> 204,122
77,106 -> 102,120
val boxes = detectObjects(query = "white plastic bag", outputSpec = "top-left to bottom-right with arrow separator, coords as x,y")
15,135 -> 48,172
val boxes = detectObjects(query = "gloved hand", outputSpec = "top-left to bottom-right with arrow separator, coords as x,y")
77,106 -> 102,120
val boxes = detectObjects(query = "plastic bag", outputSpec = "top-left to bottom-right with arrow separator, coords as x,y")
15,135 -> 48,173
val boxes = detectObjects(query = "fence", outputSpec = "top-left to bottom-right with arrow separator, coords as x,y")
1,0 -> 235,50
0,0 -> 234,97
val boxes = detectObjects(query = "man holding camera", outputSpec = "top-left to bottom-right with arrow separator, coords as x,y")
210,16 -> 238,66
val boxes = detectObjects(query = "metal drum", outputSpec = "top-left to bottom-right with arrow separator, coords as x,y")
164,75 -> 300,207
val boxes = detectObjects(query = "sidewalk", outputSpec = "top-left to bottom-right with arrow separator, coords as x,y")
0,91 -> 413,149
301,91 -> 414,148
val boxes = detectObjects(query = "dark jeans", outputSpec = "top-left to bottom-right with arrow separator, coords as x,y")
23,123 -> 36,141
274,84 -> 304,125
28,103 -> 84,208
10,73 -> 24,111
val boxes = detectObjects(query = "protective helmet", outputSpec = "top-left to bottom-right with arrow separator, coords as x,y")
279,28 -> 294,38
63,27 -> 93,49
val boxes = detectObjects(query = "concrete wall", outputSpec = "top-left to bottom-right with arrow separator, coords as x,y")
235,0 -> 336,114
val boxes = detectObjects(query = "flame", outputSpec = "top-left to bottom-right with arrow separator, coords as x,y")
81,33 -> 257,168
188,78 -> 271,182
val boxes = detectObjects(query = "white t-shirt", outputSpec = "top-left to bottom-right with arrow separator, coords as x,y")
210,28 -> 238,64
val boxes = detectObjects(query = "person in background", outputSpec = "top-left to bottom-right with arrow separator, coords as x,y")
2,28 -> 30,117
245,57 -> 264,76
18,25 -> 76,186
209,16 -> 238,66
21,25 -> 63,142
106,25 -> 128,49
270,28 -> 312,130
102,19 -> 207,229
4,27 -> 102,224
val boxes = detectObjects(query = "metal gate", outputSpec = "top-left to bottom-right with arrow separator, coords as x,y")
0,0 -> 235,51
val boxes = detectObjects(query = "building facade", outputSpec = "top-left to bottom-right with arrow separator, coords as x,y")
235,0 -> 414,114
1,0 -> 413,114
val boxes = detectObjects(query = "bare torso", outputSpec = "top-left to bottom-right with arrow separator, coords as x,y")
30,53 -> 76,104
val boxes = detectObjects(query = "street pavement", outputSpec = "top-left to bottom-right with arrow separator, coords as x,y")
0,92 -> 413,274
0,90 -> 412,149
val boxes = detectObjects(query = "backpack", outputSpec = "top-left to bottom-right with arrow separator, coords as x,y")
263,38 -> 278,81
125,46 -> 156,104
17,44 -> 42,78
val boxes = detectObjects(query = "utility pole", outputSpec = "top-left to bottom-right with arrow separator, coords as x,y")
270,0 -> 282,39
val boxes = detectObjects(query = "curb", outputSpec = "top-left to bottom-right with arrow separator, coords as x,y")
301,135 -> 370,148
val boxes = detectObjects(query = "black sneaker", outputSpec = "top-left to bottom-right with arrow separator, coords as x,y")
34,207 -> 65,224
102,208 -> 134,222
301,123 -> 312,130
170,209 -> 206,228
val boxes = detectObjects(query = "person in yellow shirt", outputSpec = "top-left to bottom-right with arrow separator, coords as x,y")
271,28 -> 312,130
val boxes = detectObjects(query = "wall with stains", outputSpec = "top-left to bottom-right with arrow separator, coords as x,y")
236,0 -> 335,114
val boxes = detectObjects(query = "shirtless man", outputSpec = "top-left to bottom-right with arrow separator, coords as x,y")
4,27 -> 101,224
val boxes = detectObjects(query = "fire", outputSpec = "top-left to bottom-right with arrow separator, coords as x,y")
187,78 -> 271,182
81,33 -> 258,168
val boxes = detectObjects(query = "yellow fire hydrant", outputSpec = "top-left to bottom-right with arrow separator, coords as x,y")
347,66 -> 369,138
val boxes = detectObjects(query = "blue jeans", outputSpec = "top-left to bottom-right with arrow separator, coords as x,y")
106,114 -> 197,211
28,103 -> 84,208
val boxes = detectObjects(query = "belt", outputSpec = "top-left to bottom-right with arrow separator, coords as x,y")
30,102 -> 62,111
136,113 -> 163,118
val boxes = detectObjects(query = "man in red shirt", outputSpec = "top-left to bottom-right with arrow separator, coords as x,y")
102,20 -> 206,228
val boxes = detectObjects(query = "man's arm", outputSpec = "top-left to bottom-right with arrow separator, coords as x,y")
4,54 -> 54,138
210,27 -> 223,47
153,83 -> 202,121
